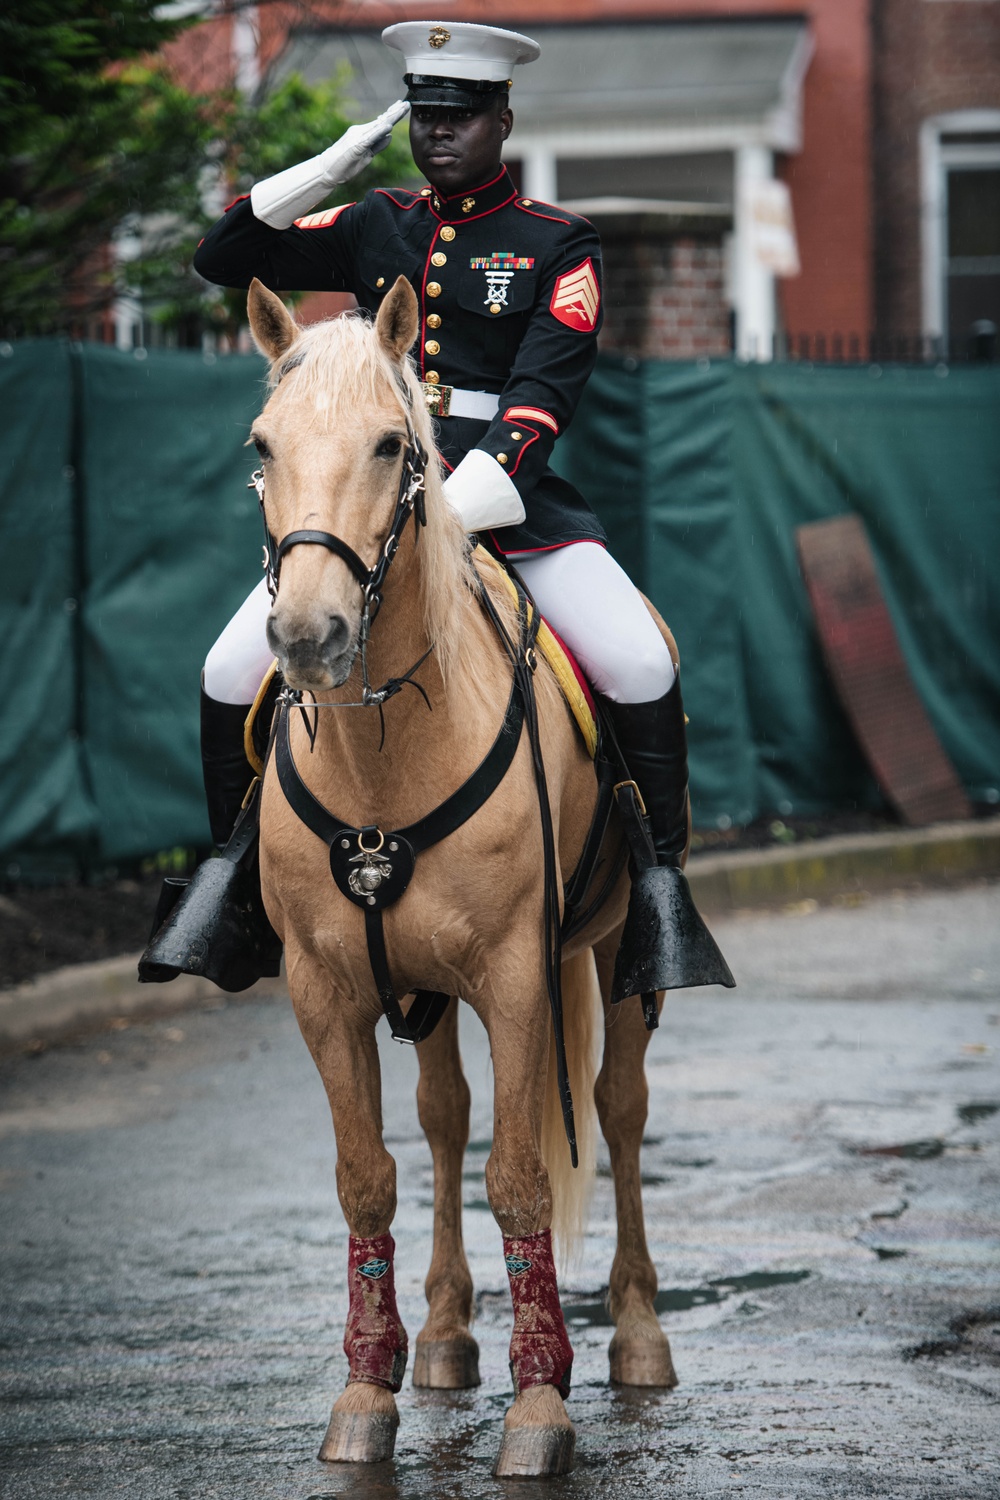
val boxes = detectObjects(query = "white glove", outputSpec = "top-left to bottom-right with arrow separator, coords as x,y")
251,100 -> 410,230
443,450 -> 527,533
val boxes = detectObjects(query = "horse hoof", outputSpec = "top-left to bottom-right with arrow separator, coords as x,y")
609,1337 -> 678,1389
319,1410 -> 399,1464
494,1424 -> 575,1478
413,1335 -> 481,1389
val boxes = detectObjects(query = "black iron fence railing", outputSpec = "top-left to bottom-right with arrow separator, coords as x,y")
774,325 -> 997,364
4,321 -> 997,363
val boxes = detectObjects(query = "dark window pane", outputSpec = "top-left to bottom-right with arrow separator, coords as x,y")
948,169 -> 1000,258
947,273 -> 1000,341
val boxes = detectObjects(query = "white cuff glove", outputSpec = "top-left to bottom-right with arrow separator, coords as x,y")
250,100 -> 410,230
443,450 -> 527,533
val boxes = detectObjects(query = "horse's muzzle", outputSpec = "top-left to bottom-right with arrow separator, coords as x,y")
267,610 -> 358,691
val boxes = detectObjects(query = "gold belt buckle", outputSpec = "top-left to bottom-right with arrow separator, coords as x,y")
422,381 -> 453,417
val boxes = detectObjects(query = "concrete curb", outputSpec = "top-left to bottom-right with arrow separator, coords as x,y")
2,817 -> 998,1052
687,815 -> 1000,913
0,955 -> 285,1054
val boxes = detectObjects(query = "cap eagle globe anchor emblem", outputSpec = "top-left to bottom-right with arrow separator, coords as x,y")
428,26 -> 450,48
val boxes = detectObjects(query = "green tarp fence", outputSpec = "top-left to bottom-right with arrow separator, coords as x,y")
2,342 -> 998,870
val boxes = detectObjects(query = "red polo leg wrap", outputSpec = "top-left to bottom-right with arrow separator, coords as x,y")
343,1233 -> 408,1392
503,1228 -> 574,1398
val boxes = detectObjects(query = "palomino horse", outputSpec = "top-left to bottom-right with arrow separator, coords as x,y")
248,275 -> 683,1477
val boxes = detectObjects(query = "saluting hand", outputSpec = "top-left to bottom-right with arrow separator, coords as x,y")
251,101 -> 410,229
328,100 -> 411,184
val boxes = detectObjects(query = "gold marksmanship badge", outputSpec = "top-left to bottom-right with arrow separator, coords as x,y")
429,26 -> 450,48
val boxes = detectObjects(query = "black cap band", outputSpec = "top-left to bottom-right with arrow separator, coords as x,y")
404,73 -> 507,109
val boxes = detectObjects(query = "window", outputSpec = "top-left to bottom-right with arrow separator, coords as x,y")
944,162 -> 1000,341
921,112 -> 1000,346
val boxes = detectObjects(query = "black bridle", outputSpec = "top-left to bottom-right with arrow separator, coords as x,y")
248,401 -> 431,718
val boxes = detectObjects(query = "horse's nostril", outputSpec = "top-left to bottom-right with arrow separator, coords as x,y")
326,614 -> 350,653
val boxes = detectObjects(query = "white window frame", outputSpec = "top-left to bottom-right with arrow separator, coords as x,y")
920,109 -> 1000,339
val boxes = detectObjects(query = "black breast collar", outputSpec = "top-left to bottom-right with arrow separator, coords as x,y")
274,667 -> 525,1048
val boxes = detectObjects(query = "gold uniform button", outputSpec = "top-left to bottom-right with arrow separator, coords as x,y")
497,453 -> 508,464
425,370 -> 440,384
431,251 -> 447,267
521,199 -> 533,206
489,303 -> 501,315
440,225 -> 456,242
420,188 -> 432,197
426,282 -> 442,298
376,276 -> 384,288
511,430 -> 522,440
427,313 -> 442,329
424,339 -> 440,355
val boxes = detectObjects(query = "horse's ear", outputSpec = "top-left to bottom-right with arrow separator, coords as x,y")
247,278 -> 298,360
375,276 -> 419,362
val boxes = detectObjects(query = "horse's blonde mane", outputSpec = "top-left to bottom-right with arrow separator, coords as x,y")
265,311 -> 517,686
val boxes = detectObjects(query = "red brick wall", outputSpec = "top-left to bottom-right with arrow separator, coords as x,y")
778,0 -> 873,339
599,236 -> 731,358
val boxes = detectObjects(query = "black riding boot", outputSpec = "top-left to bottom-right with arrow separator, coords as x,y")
602,678 -> 734,1013
201,691 -> 260,851
138,688 -> 282,992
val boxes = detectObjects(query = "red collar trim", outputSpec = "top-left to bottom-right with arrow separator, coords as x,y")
427,167 -> 515,223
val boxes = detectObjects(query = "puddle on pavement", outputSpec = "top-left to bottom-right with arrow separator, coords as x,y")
956,1100 -> 999,1125
852,1138 -> 945,1159
871,1198 -> 909,1220
709,1269 -> 811,1293
562,1268 -> 811,1327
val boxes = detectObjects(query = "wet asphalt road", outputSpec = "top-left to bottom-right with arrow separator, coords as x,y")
1,884 -> 999,1499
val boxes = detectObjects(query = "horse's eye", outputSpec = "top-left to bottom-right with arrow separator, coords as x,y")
252,434 -> 272,461
376,435 -> 403,460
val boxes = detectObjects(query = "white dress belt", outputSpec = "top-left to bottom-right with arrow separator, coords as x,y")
421,383 -> 500,421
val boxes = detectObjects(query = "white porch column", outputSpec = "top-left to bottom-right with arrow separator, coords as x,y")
733,144 -> 776,361
232,5 -> 260,96
521,147 -> 558,205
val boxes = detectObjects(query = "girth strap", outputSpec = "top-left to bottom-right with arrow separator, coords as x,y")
274,673 -> 526,1044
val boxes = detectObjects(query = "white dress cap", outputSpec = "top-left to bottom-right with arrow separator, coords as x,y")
382,20 -> 540,84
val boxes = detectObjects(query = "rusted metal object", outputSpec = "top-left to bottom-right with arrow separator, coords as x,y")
796,514 -> 972,826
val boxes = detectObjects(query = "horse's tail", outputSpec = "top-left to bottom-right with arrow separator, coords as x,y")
542,947 -> 602,1270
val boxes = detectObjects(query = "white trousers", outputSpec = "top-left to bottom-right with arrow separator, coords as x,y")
203,542 -> 675,707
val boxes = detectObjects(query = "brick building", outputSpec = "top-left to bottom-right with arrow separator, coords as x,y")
873,0 -> 1000,350
165,0 -> 998,359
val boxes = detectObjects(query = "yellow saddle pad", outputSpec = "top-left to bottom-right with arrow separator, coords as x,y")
243,549 -> 599,772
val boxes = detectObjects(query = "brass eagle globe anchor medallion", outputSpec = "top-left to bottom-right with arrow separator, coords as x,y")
347,830 -> 397,905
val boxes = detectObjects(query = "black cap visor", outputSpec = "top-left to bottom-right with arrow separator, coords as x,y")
404,74 -> 507,110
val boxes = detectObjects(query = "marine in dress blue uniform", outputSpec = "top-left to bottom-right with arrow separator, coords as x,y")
140,20 -> 733,1006
194,163 -> 606,558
